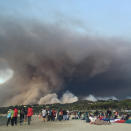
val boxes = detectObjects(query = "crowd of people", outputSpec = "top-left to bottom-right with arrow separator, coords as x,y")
40,108 -> 70,122
6,106 -> 131,126
6,106 -> 71,127
81,109 -> 131,125
6,106 -> 33,126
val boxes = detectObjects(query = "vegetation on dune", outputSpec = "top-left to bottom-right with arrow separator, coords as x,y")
0,99 -> 131,114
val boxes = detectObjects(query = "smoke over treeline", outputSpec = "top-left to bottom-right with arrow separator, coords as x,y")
0,16 -> 131,106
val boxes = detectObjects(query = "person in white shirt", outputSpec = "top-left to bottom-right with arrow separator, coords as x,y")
42,108 -> 47,122
89,115 -> 97,124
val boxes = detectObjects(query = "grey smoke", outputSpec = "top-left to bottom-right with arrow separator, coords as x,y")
0,59 -> 14,85
38,91 -> 78,104
0,16 -> 131,106
84,94 -> 118,102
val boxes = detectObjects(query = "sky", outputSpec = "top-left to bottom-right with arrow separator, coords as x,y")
0,0 -> 131,39
0,0 -> 131,105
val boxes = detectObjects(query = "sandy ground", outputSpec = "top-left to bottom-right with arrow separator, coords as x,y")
0,117 -> 131,131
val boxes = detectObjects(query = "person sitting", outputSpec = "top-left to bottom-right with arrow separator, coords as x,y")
89,115 -> 97,124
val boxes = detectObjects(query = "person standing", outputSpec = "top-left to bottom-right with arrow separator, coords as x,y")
63,110 -> 67,120
20,107 -> 25,125
27,106 -> 33,125
47,109 -> 52,121
13,107 -> 18,125
78,111 -> 81,119
58,109 -> 63,121
42,108 -> 47,122
52,109 -> 56,121
11,108 -> 14,126
6,109 -> 11,126
23,106 -> 27,122
106,109 -> 112,123
85,112 -> 90,123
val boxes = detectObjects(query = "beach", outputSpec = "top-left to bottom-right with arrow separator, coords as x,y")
0,117 -> 131,131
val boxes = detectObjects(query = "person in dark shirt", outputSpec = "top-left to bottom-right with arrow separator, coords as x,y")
106,109 -> 112,123
20,107 -> 25,125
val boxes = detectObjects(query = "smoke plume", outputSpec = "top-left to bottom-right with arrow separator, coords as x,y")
84,94 -> 118,102
39,91 -> 78,104
0,16 -> 131,106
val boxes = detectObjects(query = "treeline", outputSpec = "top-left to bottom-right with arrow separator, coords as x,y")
0,99 -> 131,114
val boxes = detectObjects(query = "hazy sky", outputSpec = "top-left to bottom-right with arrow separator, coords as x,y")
0,0 -> 131,105
0,0 -> 131,39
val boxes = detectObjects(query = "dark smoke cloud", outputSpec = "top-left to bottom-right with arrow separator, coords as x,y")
0,16 -> 131,106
